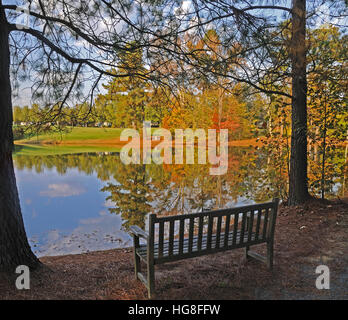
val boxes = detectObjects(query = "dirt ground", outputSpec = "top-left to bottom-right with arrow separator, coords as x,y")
0,198 -> 347,300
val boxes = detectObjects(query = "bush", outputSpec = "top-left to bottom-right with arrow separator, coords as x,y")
13,127 -> 25,140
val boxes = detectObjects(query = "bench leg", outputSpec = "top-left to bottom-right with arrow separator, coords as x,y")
245,245 -> 250,260
134,253 -> 141,280
147,262 -> 155,299
267,241 -> 274,269
246,243 -> 274,269
133,235 -> 141,279
245,216 -> 252,261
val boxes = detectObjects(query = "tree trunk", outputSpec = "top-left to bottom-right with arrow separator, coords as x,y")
0,5 -> 40,271
288,0 -> 310,205
321,95 -> 327,200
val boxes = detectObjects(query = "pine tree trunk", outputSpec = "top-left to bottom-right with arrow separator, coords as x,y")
288,0 -> 310,205
0,5 -> 40,271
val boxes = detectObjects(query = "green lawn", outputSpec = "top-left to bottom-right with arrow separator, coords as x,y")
16,127 -> 124,144
13,126 -> 166,156
15,126 -> 167,144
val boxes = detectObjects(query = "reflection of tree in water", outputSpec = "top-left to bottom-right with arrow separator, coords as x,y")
157,164 -> 231,214
308,144 -> 348,199
13,148 -> 282,207
148,148 -> 255,214
14,152 -> 121,179
14,153 -> 153,230
15,145 -> 343,229
101,162 -> 153,231
13,148 -> 286,204
239,147 -> 288,202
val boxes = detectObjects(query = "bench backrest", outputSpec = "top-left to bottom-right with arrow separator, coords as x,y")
148,199 -> 279,261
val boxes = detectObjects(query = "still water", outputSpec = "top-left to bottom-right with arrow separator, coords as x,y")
13,147 -> 347,257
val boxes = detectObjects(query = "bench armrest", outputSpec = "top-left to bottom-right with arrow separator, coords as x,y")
129,225 -> 149,240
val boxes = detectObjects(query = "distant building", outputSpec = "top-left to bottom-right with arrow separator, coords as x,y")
103,122 -> 112,127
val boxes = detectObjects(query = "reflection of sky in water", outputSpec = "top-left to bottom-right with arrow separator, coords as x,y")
15,167 -> 132,257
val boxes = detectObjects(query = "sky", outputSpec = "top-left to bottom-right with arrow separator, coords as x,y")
5,0 -> 347,108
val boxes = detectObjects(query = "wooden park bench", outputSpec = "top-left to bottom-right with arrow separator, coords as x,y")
129,199 -> 279,298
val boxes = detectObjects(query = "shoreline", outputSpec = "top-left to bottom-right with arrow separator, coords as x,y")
1,198 -> 347,300
15,137 -> 263,148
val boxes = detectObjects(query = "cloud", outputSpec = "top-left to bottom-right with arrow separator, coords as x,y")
311,3 -> 344,28
103,199 -> 114,208
40,183 -> 86,198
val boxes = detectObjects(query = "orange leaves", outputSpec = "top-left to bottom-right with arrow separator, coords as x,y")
210,107 -> 240,132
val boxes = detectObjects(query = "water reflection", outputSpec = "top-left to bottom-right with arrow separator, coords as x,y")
13,146 -> 347,256
14,160 -> 132,257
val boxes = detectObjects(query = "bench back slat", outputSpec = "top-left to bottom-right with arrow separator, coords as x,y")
197,216 -> 204,251
262,208 -> 270,240
247,210 -> 255,242
188,217 -> 194,253
158,220 -> 164,258
148,199 -> 279,260
239,212 -> 247,245
206,214 -> 214,250
152,201 -> 275,222
232,212 -> 239,246
179,219 -> 185,255
169,220 -> 174,255
215,216 -> 222,249
224,214 -> 231,247
254,209 -> 262,241
148,214 -> 156,263
267,200 -> 278,241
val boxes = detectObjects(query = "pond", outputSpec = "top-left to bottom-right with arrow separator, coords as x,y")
13,146 -> 347,257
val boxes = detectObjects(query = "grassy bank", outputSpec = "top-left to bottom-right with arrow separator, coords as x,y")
16,127 -> 124,145
15,126 -> 262,149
